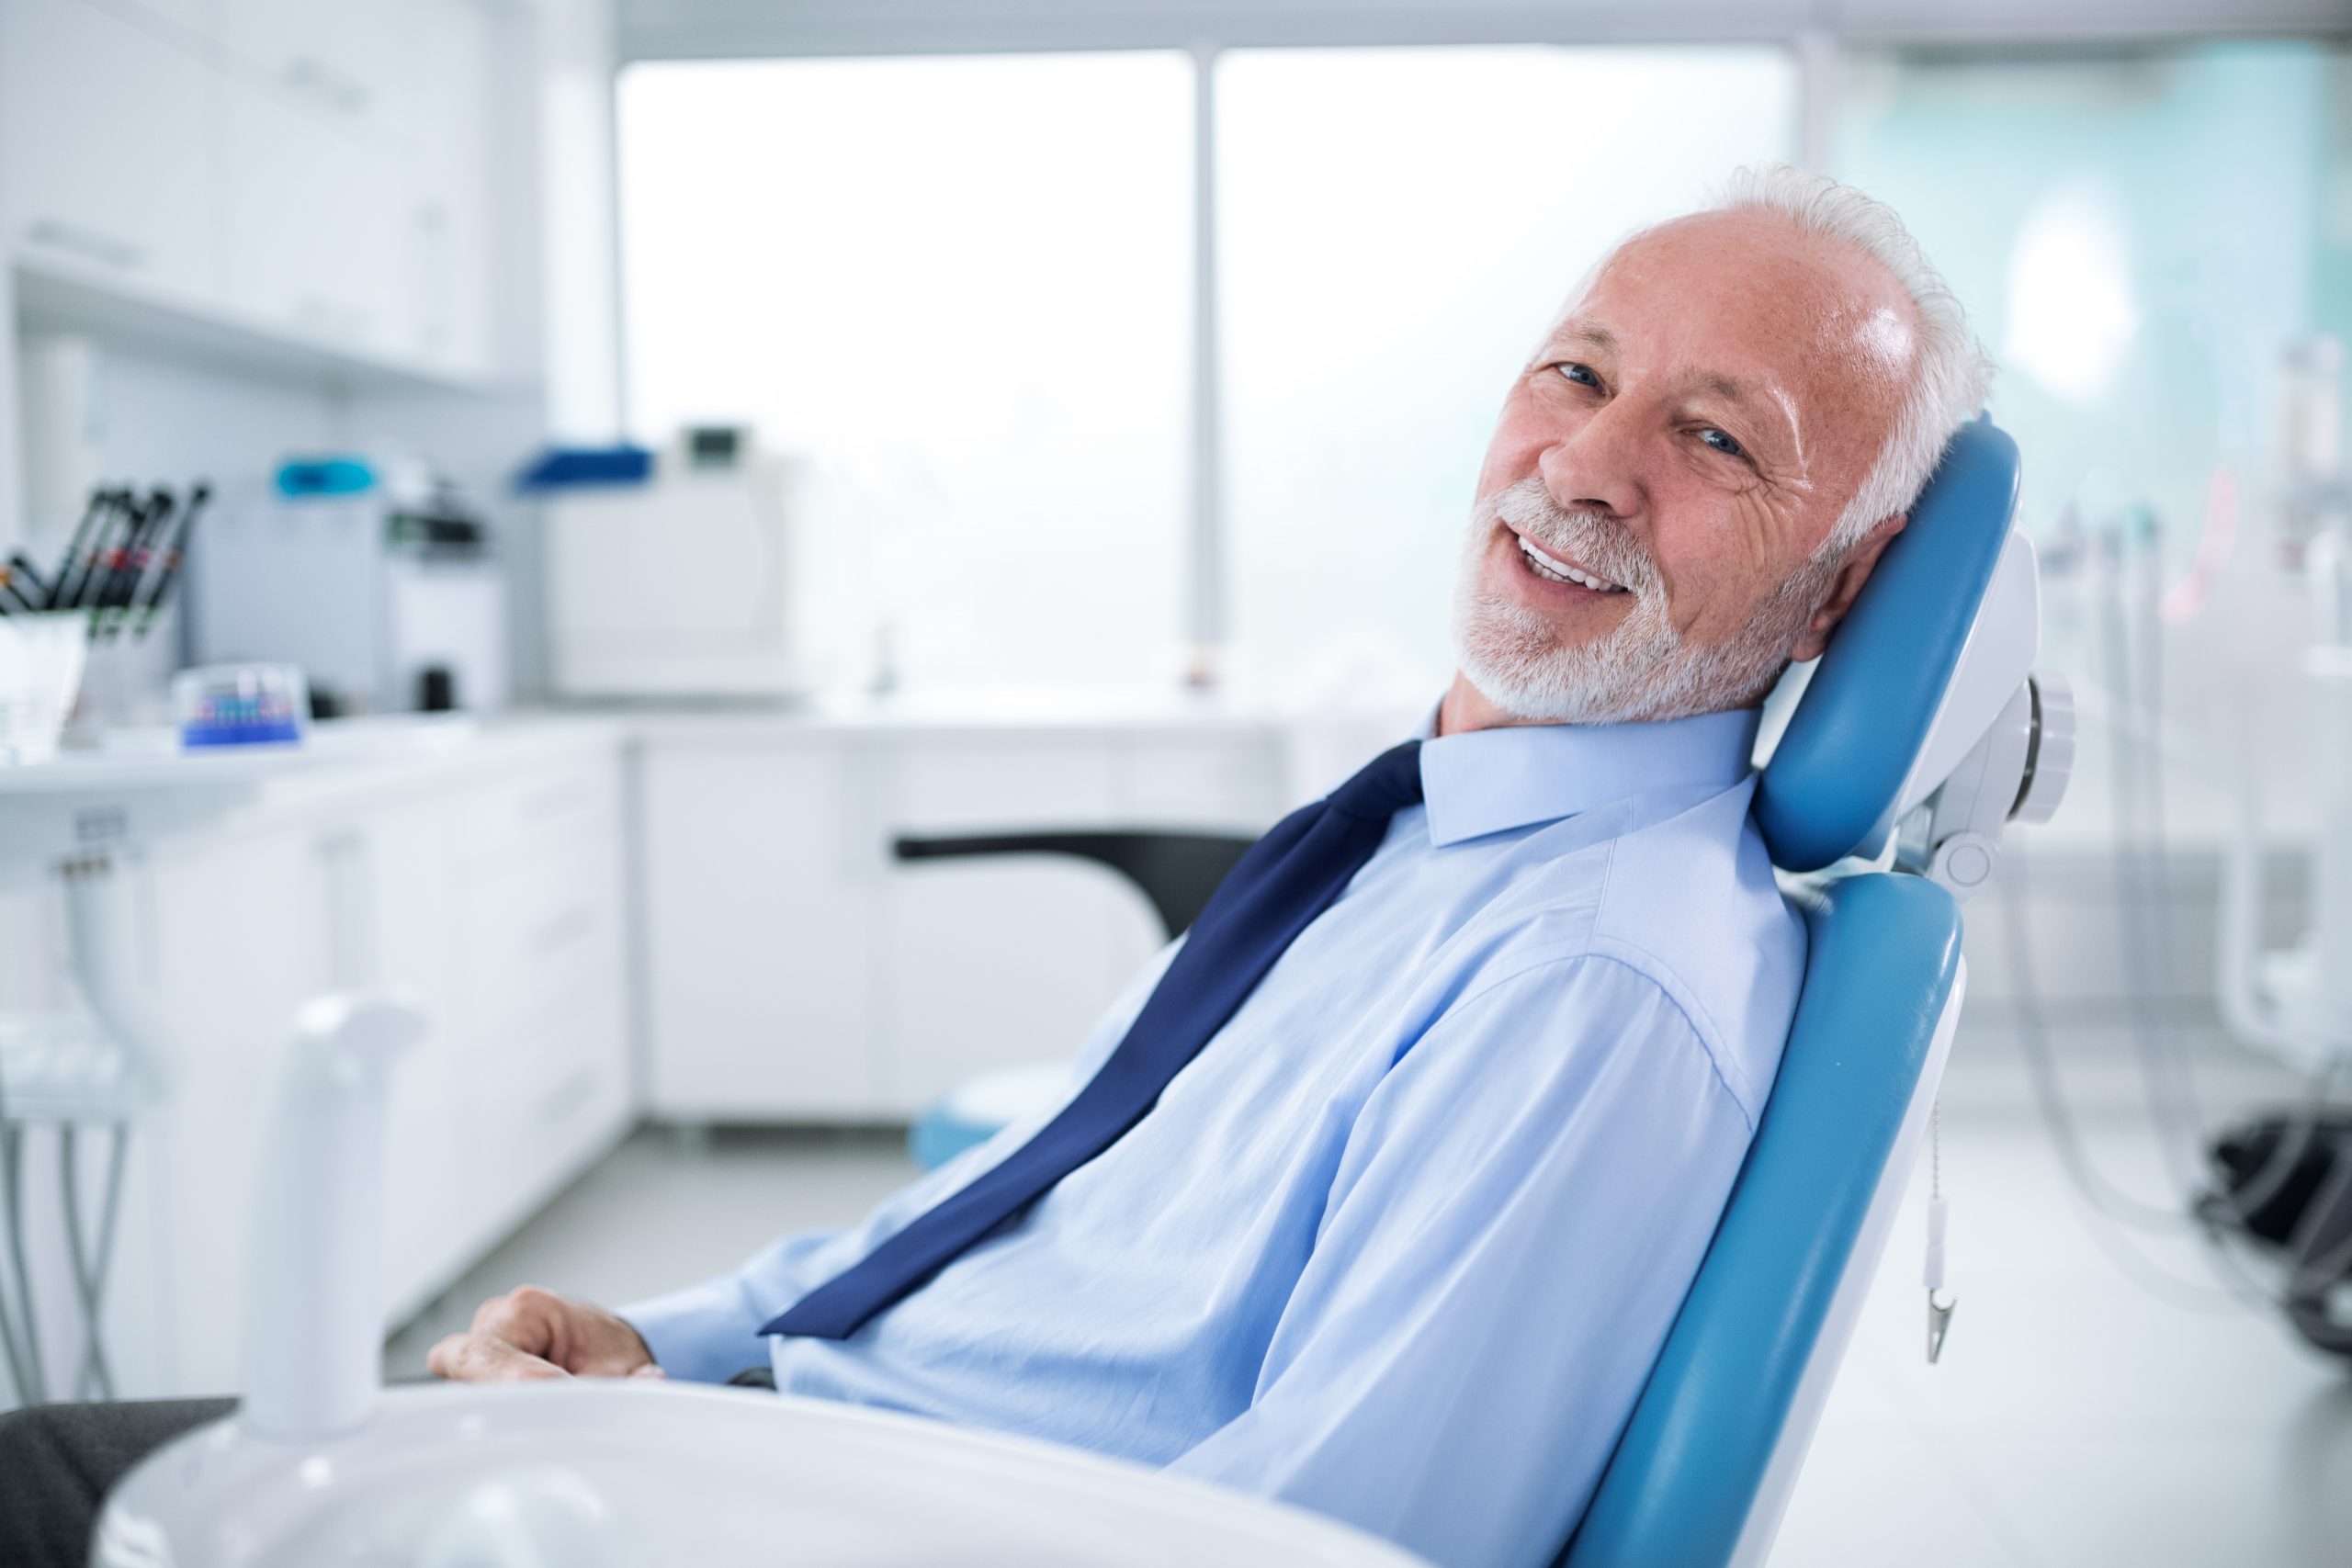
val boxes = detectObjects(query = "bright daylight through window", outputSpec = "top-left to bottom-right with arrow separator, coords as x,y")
618,52 -> 1193,689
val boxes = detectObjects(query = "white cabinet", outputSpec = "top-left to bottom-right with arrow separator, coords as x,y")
0,0 -> 508,378
211,0 -> 402,124
387,0 -> 498,375
34,736 -> 635,1399
639,723 -> 1286,1123
211,0 -> 495,369
339,800 -> 469,1327
137,826 -> 334,1395
217,76 -> 406,353
878,737 -> 1161,1114
0,0 -> 219,300
448,758 -> 632,1261
640,741 -> 884,1119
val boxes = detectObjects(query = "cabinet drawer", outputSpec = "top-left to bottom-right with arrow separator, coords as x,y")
463,761 -> 622,867
460,993 -> 630,1247
464,831 -> 625,1034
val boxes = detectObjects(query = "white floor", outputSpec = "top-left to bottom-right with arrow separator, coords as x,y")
383,1021 -> 2352,1568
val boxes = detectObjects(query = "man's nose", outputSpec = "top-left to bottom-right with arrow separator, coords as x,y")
1537,400 -> 1643,520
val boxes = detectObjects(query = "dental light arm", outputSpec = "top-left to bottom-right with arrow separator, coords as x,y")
1888,531 -> 2076,902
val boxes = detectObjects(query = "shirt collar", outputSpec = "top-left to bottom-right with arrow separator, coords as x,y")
1417,706 -> 1761,847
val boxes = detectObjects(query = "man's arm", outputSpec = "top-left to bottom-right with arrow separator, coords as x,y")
444,936 -> 1190,1384
621,935 -> 1187,1381
1166,953 -> 1757,1568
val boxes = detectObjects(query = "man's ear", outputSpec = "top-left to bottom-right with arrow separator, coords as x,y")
1789,513 -> 1906,663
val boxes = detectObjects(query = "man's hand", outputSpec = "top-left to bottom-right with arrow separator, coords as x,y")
426,1284 -> 665,1384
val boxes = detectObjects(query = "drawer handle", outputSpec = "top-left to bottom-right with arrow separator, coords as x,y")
534,1066 -> 598,1128
26,220 -> 145,271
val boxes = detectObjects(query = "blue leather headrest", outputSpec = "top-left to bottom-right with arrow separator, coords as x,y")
1754,418 -> 2020,873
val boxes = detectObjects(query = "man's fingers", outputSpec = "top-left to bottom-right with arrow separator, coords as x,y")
469,1285 -> 562,1358
458,1286 -> 653,1378
427,1331 -> 569,1383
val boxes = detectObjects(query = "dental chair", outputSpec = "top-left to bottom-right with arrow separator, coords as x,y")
1562,415 -> 2067,1566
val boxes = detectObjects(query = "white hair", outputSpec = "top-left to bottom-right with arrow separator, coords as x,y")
1711,164 -> 1996,552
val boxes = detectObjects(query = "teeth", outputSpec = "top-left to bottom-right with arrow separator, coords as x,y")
1518,536 -> 1626,592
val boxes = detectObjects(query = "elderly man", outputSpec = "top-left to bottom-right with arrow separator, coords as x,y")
0,165 -> 1991,1568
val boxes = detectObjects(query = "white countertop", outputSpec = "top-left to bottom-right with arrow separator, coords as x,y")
567,684 -> 1288,738
0,694 -> 1295,871
0,713 -> 622,797
0,714 -> 628,871
2,689 -> 1283,795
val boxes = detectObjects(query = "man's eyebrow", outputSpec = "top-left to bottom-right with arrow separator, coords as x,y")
1551,321 -> 1616,355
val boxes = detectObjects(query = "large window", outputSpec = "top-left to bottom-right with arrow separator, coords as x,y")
616,46 -> 1797,693
618,53 -> 1193,688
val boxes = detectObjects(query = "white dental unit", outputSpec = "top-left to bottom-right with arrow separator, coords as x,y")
94,997 -> 1427,1568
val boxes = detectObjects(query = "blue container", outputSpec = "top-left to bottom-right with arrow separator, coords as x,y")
275,457 -> 378,499
513,445 -> 655,492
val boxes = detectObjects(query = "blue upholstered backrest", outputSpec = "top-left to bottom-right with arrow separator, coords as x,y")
1753,419 -> 2022,873
1556,422 -> 2020,1567
1560,873 -> 1962,1568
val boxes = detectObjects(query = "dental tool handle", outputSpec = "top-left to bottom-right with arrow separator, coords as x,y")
1924,1193 -> 1956,1364
1923,1195 -> 1948,1293
240,995 -> 424,1442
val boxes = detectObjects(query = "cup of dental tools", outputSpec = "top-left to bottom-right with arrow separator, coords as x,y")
0,611 -> 91,764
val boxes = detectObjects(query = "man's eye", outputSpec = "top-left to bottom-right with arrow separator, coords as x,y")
1699,427 -> 1746,458
1555,363 -> 1600,389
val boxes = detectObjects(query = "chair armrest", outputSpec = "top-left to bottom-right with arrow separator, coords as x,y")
891,830 -> 1257,938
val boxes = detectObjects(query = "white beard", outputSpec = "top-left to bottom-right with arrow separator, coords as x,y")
1450,477 -> 1837,724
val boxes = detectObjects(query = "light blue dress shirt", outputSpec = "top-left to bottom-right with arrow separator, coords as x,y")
627,707 -> 1804,1568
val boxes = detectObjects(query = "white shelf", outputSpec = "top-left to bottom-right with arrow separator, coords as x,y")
11,250 -> 518,398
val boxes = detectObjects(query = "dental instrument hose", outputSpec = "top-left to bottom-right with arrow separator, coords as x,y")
1,1114 -> 46,1402
2003,840 -> 2338,1315
0,1075 -> 38,1404
59,1122 -> 130,1398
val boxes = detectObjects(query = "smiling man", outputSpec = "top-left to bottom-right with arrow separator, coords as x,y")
0,167 -> 1992,1568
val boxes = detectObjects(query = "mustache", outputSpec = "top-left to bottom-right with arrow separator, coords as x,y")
1481,479 -> 1658,595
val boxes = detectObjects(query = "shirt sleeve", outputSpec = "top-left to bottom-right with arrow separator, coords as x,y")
622,934 -> 1187,1382
1164,953 -> 1756,1568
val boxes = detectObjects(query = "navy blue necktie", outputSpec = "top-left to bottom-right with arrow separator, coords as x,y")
763,740 -> 1427,1341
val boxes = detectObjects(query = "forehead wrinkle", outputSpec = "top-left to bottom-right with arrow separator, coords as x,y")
1550,320 -> 1617,355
